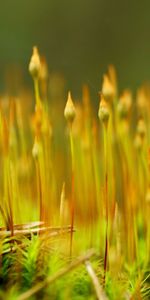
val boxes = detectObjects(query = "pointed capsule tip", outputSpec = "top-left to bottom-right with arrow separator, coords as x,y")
33,46 -> 38,54
67,91 -> 72,101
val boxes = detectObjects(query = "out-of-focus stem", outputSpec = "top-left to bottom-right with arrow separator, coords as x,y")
85,260 -> 108,300
103,124 -> 109,285
4,158 -> 14,237
35,159 -> 43,222
69,124 -> 75,257
34,78 -> 41,107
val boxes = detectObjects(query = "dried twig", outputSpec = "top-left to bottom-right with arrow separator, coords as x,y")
85,260 -> 108,300
0,225 -> 73,238
18,249 -> 96,300
2,227 -> 75,255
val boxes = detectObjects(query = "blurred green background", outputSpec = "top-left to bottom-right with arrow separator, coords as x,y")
0,0 -> 150,97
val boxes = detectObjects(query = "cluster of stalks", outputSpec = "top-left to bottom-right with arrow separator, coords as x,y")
0,47 -> 149,299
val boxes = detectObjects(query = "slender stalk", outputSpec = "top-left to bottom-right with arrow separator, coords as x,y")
69,124 -> 75,257
147,205 -> 150,263
0,205 -> 8,227
103,124 -> 109,285
34,78 -> 41,107
35,159 -> 43,222
7,171 -> 14,237
4,157 -> 14,237
33,136 -> 46,224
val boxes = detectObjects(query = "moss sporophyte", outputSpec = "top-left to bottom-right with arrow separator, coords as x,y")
0,49 -> 149,300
